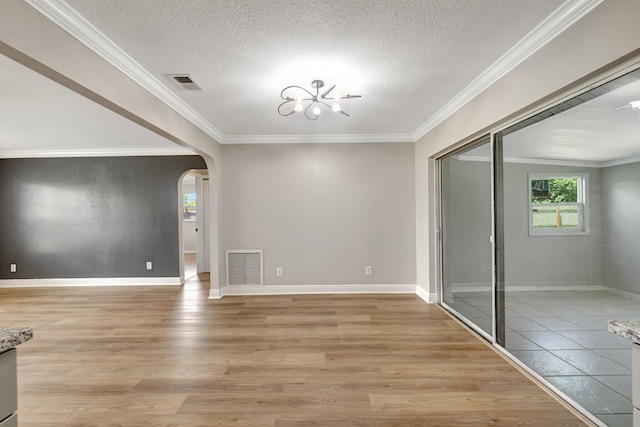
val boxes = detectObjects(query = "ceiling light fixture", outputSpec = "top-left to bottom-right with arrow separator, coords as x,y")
278,80 -> 361,120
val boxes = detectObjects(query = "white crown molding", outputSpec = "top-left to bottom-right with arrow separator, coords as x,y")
600,155 -> 640,168
222,133 -> 415,144
411,0 -> 604,142
24,0 -> 225,143
0,147 -> 195,159
26,0 -> 602,146
0,277 -> 181,287
457,154 -> 602,168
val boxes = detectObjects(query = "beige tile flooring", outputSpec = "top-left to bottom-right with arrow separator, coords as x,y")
446,289 -> 639,427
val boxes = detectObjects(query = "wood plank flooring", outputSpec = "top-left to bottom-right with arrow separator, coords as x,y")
0,276 -> 589,426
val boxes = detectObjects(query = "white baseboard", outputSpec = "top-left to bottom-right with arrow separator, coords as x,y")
0,277 -> 181,287
415,286 -> 435,304
602,286 -> 640,302
183,250 -> 196,254
209,284 -> 416,298
450,283 -> 608,293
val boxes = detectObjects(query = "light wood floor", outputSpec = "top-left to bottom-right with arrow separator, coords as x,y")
0,277 -> 589,426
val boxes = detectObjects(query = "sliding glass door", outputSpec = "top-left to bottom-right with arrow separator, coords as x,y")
440,136 -> 494,339
439,66 -> 640,427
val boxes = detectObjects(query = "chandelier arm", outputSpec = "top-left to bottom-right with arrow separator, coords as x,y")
280,85 -> 314,100
320,85 -> 336,98
304,103 -> 319,120
277,99 -> 296,116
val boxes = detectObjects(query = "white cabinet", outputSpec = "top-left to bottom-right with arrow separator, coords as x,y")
0,350 -> 17,426
0,414 -> 17,427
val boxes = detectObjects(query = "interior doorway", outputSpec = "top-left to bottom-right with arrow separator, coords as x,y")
179,169 -> 209,283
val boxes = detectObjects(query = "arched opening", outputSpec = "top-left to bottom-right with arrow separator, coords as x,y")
178,169 -> 209,284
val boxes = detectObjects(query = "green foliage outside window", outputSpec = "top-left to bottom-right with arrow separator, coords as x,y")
531,178 -> 578,203
183,193 -> 196,220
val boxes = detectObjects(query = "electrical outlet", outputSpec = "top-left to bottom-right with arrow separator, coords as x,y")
10,264 -> 16,273
276,267 -> 283,277
146,261 -> 153,270
365,266 -> 372,275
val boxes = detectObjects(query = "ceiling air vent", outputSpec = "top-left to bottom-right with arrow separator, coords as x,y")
166,74 -> 203,91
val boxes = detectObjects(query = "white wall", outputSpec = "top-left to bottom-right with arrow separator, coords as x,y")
182,181 -> 197,252
221,143 -> 416,287
443,158 -> 602,290
601,161 -> 640,294
416,0 -> 640,298
503,162 -> 602,288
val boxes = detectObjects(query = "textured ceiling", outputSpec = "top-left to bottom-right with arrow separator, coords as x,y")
63,0 -> 564,139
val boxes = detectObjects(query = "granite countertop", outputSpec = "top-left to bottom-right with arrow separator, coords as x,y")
0,327 -> 33,353
608,319 -> 640,345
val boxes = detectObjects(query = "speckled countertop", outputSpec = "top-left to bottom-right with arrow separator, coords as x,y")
0,327 -> 33,353
608,319 -> 640,345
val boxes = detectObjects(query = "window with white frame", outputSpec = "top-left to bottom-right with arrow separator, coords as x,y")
183,193 -> 196,221
528,173 -> 589,236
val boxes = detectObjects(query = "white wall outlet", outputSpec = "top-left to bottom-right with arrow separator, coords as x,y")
146,261 -> 153,270
276,267 -> 283,277
10,264 -> 17,273
365,266 -> 372,275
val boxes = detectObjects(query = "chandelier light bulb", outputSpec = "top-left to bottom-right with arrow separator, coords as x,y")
278,80 -> 361,120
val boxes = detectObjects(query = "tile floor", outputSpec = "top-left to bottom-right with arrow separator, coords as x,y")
443,289 -> 639,427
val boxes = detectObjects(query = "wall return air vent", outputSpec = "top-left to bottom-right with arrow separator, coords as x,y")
226,250 -> 263,286
166,74 -> 203,91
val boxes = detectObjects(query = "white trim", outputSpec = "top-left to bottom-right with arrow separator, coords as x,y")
600,155 -> 640,168
601,286 -> 640,302
221,134 -> 414,144
0,147 -> 194,159
24,0 -> 225,143
457,154 -> 602,169
450,283 -> 607,293
183,250 -> 197,254
212,284 -> 415,298
415,285 -> 434,304
25,0 -> 602,146
0,277 -> 181,287
208,288 -> 222,299
412,0 -> 604,141
528,172 -> 590,237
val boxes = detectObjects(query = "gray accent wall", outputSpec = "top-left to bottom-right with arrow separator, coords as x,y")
221,143 -> 416,286
601,161 -> 640,294
0,156 -> 206,279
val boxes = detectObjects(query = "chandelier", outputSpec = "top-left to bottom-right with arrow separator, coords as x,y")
278,80 -> 361,120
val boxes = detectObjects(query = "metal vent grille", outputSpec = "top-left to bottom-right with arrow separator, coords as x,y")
166,74 -> 203,91
226,250 -> 263,286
